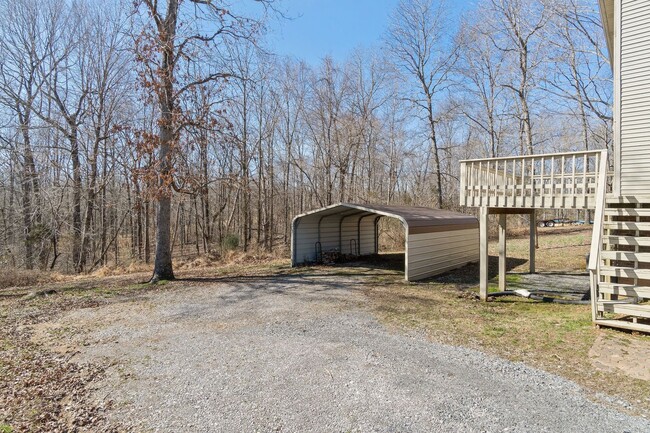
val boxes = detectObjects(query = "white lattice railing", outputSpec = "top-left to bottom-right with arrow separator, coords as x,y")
460,150 -> 611,209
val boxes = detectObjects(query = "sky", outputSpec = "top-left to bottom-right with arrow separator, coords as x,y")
266,0 -> 473,65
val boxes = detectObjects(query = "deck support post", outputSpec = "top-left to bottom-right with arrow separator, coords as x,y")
499,214 -> 507,291
480,207 -> 489,301
529,209 -> 536,274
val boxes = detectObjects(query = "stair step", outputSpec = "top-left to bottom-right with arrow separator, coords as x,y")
599,266 -> 650,279
603,235 -> 650,247
597,301 -> 650,318
600,251 -> 650,262
595,318 -> 650,333
599,282 -> 650,299
604,208 -> 650,217
606,196 -> 650,205
603,222 -> 650,231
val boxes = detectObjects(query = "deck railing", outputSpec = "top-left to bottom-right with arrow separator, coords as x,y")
588,150 -> 608,321
460,150 -> 611,209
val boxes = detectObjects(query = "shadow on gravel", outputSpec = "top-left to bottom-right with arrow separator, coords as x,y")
173,272 -> 379,309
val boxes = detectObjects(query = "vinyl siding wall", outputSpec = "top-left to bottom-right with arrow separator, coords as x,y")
619,0 -> 650,195
406,228 -> 479,281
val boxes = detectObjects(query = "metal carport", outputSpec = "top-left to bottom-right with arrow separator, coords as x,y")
291,203 -> 479,281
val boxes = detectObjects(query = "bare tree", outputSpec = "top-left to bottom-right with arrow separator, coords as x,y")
386,0 -> 457,208
545,0 -> 612,151
485,0 -> 551,155
0,0 -> 614,277
0,0 -> 58,269
457,12 -> 510,158
132,0 -> 273,281
79,3 -> 132,271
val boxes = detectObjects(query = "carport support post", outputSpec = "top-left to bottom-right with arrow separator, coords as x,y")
479,207 -> 489,301
529,209 -> 536,274
498,214 -> 507,292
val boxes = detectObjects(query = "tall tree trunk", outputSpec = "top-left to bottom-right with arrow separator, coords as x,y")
144,199 -> 151,264
68,126 -> 83,272
150,0 -> 178,282
152,111 -> 175,281
79,127 -> 101,271
426,97 -> 444,209
17,109 -> 41,269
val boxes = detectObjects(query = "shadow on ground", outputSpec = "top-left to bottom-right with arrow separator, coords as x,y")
431,256 -> 528,286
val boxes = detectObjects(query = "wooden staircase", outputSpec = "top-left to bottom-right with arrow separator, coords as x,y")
593,197 -> 650,333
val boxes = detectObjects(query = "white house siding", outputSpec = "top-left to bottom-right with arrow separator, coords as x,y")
619,0 -> 650,195
406,229 -> 479,281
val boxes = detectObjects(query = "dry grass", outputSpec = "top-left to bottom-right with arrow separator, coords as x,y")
504,226 -> 592,273
0,250 -> 290,292
364,228 -> 650,415
2,230 -> 649,429
0,269 -> 70,291
367,282 -> 649,410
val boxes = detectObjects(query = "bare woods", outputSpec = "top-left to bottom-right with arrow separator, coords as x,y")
0,0 -> 611,277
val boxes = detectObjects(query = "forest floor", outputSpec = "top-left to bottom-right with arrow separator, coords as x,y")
1,227 -> 649,431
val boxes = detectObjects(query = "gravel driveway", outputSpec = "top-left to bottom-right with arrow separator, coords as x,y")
58,273 -> 649,432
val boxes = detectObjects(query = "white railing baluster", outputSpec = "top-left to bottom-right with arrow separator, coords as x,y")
547,156 -> 552,205
582,154 -> 588,198
512,159 -> 517,203
530,157 -> 534,204
569,155 -> 578,207
458,150 -> 611,210
560,155 -> 566,207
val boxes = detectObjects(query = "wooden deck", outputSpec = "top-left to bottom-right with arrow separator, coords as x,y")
456,150 -> 650,333
460,150 -> 611,210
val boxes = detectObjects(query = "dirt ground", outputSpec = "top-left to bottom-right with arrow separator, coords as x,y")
590,333 -> 650,382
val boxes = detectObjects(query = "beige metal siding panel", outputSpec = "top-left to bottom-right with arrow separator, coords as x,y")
406,229 -> 479,281
340,218 -> 358,255
359,217 -> 376,255
620,0 -> 650,195
319,216 -> 340,252
294,216 -> 320,264
409,254 -> 477,279
408,231 -> 472,248
408,242 -> 478,261
621,123 -> 650,132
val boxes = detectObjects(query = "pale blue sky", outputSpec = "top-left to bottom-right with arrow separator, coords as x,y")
267,0 -> 473,65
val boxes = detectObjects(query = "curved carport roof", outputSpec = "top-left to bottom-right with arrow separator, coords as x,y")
291,203 -> 479,281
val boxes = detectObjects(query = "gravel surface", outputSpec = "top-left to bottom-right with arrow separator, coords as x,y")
60,274 -> 649,432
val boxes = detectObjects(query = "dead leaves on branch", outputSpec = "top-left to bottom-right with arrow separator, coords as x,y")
129,104 -> 232,200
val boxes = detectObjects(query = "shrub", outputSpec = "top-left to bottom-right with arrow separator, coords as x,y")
222,234 -> 240,251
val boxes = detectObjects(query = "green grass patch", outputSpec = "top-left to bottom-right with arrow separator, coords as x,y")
365,228 -> 650,415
